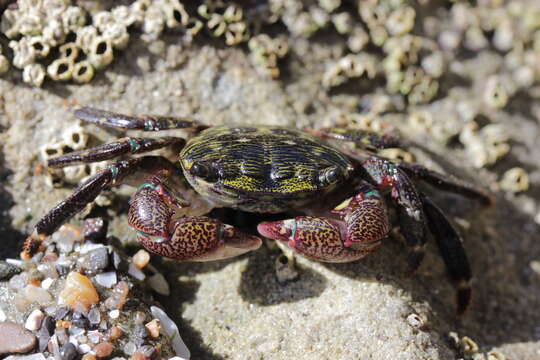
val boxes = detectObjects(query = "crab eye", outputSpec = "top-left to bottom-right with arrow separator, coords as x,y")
319,166 -> 341,185
190,161 -> 217,182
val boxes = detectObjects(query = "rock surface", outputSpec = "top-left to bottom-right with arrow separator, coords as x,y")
1,2 -> 540,360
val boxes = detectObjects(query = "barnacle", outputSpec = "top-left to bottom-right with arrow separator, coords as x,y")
47,58 -> 74,81
484,76 -> 510,109
347,26 -> 369,53
386,6 -> 415,36
499,167 -> 529,193
22,63 -> 46,87
9,38 -> 37,69
248,34 -> 289,78
459,121 -> 510,168
332,12 -> 353,34
59,43 -> 80,61
88,37 -> 114,70
62,124 -> 89,150
322,54 -> 377,88
72,61 -> 95,84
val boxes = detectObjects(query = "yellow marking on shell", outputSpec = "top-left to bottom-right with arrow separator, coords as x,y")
221,174 -> 316,194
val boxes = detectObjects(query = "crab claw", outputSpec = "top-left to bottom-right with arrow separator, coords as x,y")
258,217 -> 381,263
138,216 -> 262,261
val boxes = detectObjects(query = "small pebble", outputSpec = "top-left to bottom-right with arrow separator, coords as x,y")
60,342 -> 78,360
0,308 -> 6,322
54,307 -> 71,321
25,309 -> 45,331
78,343 -> 92,354
41,278 -> 55,290
94,342 -> 113,358
128,263 -> 145,281
104,281 -> 129,310
55,328 -> 69,345
107,326 -> 123,341
72,312 -> 89,328
123,342 -> 136,356
144,319 -> 161,338
134,312 -> 146,325
133,324 -> 148,340
80,248 -> 110,273
59,272 -> 100,312
132,250 -> 150,270
23,285 -> 53,305
146,273 -> 170,296
83,218 -> 108,242
95,272 -> 117,288
38,316 -> 55,351
0,260 -> 22,280
138,345 -> 156,359
0,322 -> 37,354
87,308 -> 101,326
108,310 -> 120,319
82,354 -> 97,360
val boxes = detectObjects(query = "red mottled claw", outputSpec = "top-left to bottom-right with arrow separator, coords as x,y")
258,217 -> 382,263
258,183 -> 389,263
137,216 -> 262,261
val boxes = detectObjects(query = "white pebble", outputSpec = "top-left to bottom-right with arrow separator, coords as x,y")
41,278 -> 55,290
0,307 -> 6,321
151,306 -> 190,359
78,343 -> 92,354
79,242 -> 106,254
109,309 -> 120,319
128,263 -> 145,280
25,309 -> 45,331
95,271 -> 117,288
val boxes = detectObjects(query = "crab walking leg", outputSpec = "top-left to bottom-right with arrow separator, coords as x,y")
48,137 -> 185,168
258,184 -> 390,262
23,156 -> 187,258
362,157 -> 429,274
305,127 -> 400,150
397,163 -> 494,206
421,195 -> 472,315
74,107 -> 208,132
128,185 -> 261,261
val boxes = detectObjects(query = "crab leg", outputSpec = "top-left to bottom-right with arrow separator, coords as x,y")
48,137 -> 185,168
421,195 -> 472,315
305,127 -> 400,150
74,107 -> 208,132
362,157 -> 429,274
398,163 -> 494,206
23,156 -> 184,257
258,182 -> 390,263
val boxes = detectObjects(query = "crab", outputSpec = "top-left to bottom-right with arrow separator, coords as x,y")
24,107 -> 493,315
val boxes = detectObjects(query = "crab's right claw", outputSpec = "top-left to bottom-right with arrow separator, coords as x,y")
258,217 -> 381,263
137,216 -> 262,261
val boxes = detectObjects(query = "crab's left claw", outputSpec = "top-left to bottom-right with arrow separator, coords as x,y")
258,217 -> 381,263
138,216 -> 262,261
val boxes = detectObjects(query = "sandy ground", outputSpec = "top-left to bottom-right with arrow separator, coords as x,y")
1,28 -> 540,360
